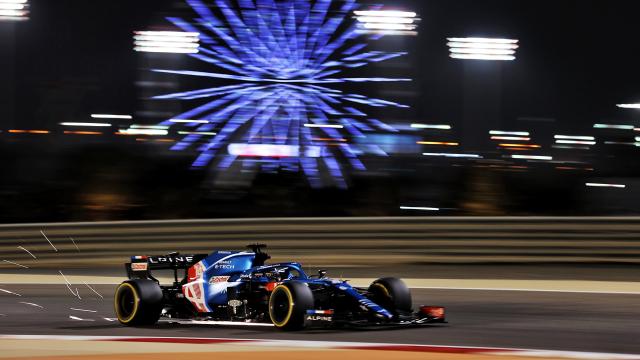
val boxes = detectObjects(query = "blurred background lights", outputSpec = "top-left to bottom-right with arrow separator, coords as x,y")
617,103 -> 640,109
134,31 -> 200,54
0,0 -> 29,21
355,9 -> 419,36
448,37 -> 519,61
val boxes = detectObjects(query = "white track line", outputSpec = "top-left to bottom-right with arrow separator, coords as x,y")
414,287 -> 640,295
0,335 -> 637,359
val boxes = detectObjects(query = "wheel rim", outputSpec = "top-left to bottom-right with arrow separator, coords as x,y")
269,286 -> 293,327
115,283 -> 138,323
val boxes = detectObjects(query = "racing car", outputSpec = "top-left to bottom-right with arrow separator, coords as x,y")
114,244 -> 445,330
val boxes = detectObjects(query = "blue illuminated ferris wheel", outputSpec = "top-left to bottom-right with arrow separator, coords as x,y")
150,0 -> 418,188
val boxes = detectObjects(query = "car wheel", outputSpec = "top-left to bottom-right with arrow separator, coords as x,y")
368,277 -> 412,316
268,281 -> 314,330
114,279 -> 163,326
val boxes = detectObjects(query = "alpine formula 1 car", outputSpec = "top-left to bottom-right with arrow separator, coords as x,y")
114,244 -> 446,330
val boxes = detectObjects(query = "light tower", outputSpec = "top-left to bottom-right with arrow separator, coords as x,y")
0,0 -> 29,129
447,37 -> 519,151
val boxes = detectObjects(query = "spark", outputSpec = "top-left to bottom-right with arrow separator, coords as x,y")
59,271 -> 81,299
70,308 -> 97,313
69,316 -> 94,322
69,237 -> 80,252
3,260 -> 29,269
41,230 -> 58,252
83,282 -> 104,299
17,246 -> 37,259
0,288 -> 22,297
19,302 -> 44,309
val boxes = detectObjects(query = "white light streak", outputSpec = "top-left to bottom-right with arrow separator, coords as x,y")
362,23 -> 417,31
354,10 -> 417,18
490,130 -> 530,136
593,124 -> 634,130
400,206 -> 440,212
356,16 -> 415,24
411,124 -> 452,130
169,119 -> 208,124
448,37 -> 518,44
586,183 -> 626,189
304,124 -> 344,129
90,114 -> 132,120
118,128 -> 169,136
60,122 -> 112,127
555,140 -> 596,146
423,153 -> 482,159
450,54 -> 515,61
616,104 -> 640,109
491,136 -> 531,141
134,31 -> 200,54
554,135 -> 595,141
178,131 -> 217,136
511,155 -> 553,161
449,48 -> 516,55
448,37 -> 519,61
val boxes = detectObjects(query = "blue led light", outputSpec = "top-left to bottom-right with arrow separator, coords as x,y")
152,0 -> 415,188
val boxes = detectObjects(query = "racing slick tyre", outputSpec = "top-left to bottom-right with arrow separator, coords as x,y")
268,281 -> 314,331
114,279 -> 163,326
368,277 -> 412,317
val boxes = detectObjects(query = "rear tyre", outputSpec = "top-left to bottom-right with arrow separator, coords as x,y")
268,281 -> 314,331
114,279 -> 163,326
368,277 -> 412,316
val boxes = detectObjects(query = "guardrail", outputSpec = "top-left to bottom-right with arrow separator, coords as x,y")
0,217 -> 639,267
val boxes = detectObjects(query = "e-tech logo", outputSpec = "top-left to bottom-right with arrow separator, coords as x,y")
214,260 -> 235,270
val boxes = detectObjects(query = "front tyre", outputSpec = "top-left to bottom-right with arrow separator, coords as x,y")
368,277 -> 412,317
268,281 -> 314,331
114,279 -> 163,326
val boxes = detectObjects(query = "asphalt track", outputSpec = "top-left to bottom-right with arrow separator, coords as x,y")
0,283 -> 639,356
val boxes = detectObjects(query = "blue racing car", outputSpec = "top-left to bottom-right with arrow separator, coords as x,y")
115,244 -> 446,330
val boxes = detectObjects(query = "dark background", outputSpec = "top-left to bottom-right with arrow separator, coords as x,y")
2,0 -> 640,222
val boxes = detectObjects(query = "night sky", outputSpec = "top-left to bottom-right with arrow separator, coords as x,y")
10,0 -> 640,131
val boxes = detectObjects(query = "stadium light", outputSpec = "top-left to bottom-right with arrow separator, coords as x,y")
617,103 -> 640,109
0,0 -> 29,21
354,10 -> 419,36
447,37 -> 519,61
134,31 -> 200,54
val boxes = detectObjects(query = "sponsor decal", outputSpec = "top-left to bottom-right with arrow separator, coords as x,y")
214,260 -> 235,270
149,256 -> 194,264
131,263 -> 148,271
209,276 -> 230,284
306,315 -> 333,322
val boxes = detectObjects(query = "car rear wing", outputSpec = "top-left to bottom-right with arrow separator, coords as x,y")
126,253 -> 208,283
